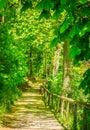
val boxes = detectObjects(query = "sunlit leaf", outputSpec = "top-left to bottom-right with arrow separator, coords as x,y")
49,37 -> 59,48
60,20 -> 69,33
68,46 -> 81,59
79,0 -> 87,4
79,22 -> 90,37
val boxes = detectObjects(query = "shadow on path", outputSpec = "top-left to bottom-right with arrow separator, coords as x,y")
3,78 -> 64,130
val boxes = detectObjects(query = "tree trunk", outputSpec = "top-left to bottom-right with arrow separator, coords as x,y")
2,15 -> 5,23
2,8 -> 5,23
43,49 -> 47,78
30,52 -> 33,77
53,44 -> 61,76
62,41 -> 71,96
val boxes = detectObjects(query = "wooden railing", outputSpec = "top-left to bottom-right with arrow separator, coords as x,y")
40,85 -> 90,130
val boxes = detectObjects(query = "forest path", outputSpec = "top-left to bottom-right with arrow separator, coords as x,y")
2,78 -> 64,130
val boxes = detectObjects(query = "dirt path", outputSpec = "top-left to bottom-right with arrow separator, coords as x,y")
2,79 -> 64,130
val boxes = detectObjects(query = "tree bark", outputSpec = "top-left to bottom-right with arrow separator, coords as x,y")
30,52 -> 33,77
44,49 -> 47,78
53,44 -> 61,76
62,41 -> 71,96
2,8 -> 5,23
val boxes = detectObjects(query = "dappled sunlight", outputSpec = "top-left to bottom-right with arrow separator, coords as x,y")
0,0 -> 89,129
3,79 -> 64,130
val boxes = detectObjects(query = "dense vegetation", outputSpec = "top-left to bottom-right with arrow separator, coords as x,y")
0,0 -> 90,129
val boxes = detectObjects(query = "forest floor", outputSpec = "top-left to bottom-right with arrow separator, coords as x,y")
1,78 -> 64,130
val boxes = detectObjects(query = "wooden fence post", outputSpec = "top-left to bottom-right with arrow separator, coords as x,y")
51,94 -> 54,109
73,103 -> 77,130
44,87 -> 45,98
40,85 -> 43,95
46,91 -> 48,104
82,107 -> 88,130
56,97 -> 60,113
66,101 -> 69,120
42,86 -> 90,130
61,99 -> 64,117
44,88 -> 47,106
48,93 -> 50,106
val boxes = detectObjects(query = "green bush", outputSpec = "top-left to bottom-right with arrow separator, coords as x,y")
0,24 -> 28,110
46,72 -> 62,95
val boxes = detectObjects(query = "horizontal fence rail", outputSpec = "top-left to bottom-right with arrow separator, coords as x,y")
40,85 -> 90,130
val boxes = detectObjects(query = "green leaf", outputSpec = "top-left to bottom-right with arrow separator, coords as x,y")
39,10 -> 51,20
27,0 -> 32,3
49,37 -> 59,48
80,6 -> 90,17
79,26 -> 87,37
79,0 -> 87,4
0,0 -> 7,9
79,22 -> 90,37
61,0 -> 67,5
68,13 -> 74,23
79,69 -> 90,95
69,24 -> 79,39
53,6 -> 64,20
60,20 -> 69,33
21,1 -> 32,12
68,46 -> 81,59
69,26 -> 76,39
45,0 -> 54,11
36,1 -> 43,10
36,0 -> 54,11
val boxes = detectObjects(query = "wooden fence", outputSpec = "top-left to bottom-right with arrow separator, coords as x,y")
40,85 -> 90,130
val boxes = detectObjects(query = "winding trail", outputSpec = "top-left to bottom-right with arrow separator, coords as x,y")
2,78 -> 64,130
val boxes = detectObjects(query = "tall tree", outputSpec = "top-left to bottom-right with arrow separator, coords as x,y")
35,0 -> 90,97
62,41 -> 72,96
53,44 -> 61,76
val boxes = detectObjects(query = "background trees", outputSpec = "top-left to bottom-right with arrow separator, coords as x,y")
0,0 -> 90,127
35,0 -> 90,99
0,0 -> 56,110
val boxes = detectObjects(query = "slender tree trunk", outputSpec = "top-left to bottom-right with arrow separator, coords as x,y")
43,49 -> 47,79
30,52 -> 33,77
17,0 -> 21,18
53,44 -> 61,76
2,8 -> 5,23
62,41 -> 71,96
2,15 -> 5,23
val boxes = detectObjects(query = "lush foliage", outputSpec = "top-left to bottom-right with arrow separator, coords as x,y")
35,0 -> 90,96
0,0 -> 90,129
0,23 -> 28,107
0,0 -> 28,115
0,0 -> 55,110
